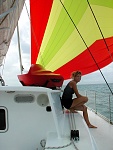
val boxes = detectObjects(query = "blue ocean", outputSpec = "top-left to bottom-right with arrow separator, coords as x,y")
77,83 -> 113,123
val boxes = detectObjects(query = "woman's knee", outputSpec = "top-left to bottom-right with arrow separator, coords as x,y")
83,96 -> 88,103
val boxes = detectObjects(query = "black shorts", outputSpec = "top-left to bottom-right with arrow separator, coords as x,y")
61,98 -> 73,109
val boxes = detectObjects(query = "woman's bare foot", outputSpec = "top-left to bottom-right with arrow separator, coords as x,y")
70,110 -> 78,113
88,124 -> 97,128
64,110 -> 70,113
64,109 -> 78,113
69,108 -> 78,113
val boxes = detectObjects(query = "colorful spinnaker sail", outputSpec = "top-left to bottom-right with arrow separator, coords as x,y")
30,0 -> 113,79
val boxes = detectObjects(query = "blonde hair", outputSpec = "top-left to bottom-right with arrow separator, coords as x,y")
71,71 -> 82,79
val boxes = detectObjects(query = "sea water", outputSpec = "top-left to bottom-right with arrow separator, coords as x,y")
77,83 -> 113,123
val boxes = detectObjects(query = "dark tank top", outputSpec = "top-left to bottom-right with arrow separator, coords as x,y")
62,82 -> 74,100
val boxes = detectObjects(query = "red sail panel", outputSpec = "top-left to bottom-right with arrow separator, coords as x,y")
30,0 -> 53,64
54,37 -> 113,79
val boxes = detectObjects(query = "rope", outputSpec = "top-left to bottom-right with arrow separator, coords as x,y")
43,139 -> 78,150
87,0 -> 113,63
72,139 -> 79,150
69,112 -> 73,129
68,113 -> 79,150
72,113 -> 76,130
44,141 -> 72,149
24,1 -> 45,67
40,112 -> 79,150
59,0 -> 113,96
0,0 -> 26,77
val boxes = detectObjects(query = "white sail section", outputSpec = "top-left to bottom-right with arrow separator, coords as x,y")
0,0 -> 25,66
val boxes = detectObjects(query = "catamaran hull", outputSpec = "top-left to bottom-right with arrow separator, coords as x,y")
0,86 -> 56,150
0,86 -> 98,150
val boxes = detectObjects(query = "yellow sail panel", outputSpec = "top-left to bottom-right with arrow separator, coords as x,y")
30,0 -> 113,78
37,0 -> 64,64
37,3 -> 113,71
36,0 -> 87,66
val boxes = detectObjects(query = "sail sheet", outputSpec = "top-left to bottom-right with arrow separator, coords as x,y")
30,0 -> 113,79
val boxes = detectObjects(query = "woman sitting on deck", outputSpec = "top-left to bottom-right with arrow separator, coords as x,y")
61,71 -> 97,128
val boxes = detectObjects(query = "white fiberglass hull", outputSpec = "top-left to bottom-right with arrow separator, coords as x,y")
1,86 -> 112,150
0,86 -> 56,150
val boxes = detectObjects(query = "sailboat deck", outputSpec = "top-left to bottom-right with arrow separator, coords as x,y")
45,112 -> 97,150
46,109 -> 113,150
88,109 -> 113,150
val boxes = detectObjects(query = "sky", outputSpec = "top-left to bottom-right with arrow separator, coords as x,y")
0,0 -> 113,86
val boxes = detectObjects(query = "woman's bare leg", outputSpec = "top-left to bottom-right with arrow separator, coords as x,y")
71,105 -> 97,128
82,106 -> 97,128
68,96 -> 88,113
70,96 -> 88,108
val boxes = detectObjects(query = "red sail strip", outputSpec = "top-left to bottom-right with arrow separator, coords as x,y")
30,0 -> 53,64
54,37 -> 113,79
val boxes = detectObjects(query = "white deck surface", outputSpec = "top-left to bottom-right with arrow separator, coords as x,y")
87,109 -> 113,150
46,112 -> 98,150
46,110 -> 113,150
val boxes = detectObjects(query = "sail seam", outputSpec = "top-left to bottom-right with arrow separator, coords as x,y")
59,0 -> 113,95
